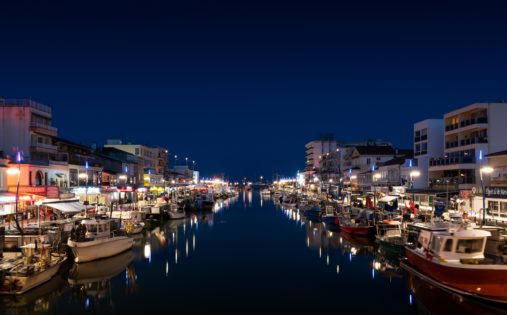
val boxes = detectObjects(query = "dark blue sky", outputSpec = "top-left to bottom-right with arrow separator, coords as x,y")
1,0 -> 506,180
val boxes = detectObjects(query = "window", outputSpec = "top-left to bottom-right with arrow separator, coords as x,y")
500,202 -> 507,218
421,128 -> 427,137
422,142 -> 427,152
366,158 -> 371,165
443,239 -> 453,252
376,157 -> 381,161
415,131 -> 421,138
456,239 -> 484,254
488,201 -> 499,211
415,144 -> 421,154
135,148 -> 140,155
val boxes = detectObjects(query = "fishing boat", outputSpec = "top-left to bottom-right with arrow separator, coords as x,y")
168,203 -> 186,220
321,205 -> 340,226
67,217 -> 134,263
0,244 -> 67,295
339,210 -> 375,237
402,223 -> 507,304
375,220 -> 405,255
281,195 -> 298,208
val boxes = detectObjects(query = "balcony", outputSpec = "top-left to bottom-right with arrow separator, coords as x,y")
460,137 -> 488,146
30,122 -> 58,137
429,156 -> 476,167
445,141 -> 459,149
445,117 -> 488,133
31,142 -> 58,154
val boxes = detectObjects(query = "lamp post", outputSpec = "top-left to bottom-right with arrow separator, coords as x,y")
480,166 -> 494,227
350,175 -> 357,209
373,173 -> 381,209
79,173 -> 89,204
409,170 -> 421,209
7,151 -> 23,239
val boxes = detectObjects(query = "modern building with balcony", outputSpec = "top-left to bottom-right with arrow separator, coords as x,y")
0,98 -> 59,162
429,102 -> 507,196
305,134 -> 337,174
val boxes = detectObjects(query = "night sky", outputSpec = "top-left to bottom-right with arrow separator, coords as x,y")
1,0 -> 507,180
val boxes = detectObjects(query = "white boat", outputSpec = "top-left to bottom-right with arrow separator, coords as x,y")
168,203 -> 186,220
260,189 -> 271,196
0,245 -> 67,295
67,217 -> 133,263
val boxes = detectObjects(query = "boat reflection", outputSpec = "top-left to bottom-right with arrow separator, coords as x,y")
405,267 -> 506,314
68,250 -> 136,311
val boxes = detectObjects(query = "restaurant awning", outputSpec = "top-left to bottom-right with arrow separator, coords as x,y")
42,201 -> 86,214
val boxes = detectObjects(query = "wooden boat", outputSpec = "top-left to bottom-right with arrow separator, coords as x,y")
67,217 -> 133,263
403,223 -> 507,304
0,245 -> 67,295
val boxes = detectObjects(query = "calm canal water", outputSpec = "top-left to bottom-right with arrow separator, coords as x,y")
1,192 -> 504,314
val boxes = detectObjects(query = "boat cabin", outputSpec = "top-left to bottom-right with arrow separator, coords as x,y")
72,218 -> 112,241
419,228 -> 491,262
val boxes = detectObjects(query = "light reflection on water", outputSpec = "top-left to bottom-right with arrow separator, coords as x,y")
0,193 -> 502,314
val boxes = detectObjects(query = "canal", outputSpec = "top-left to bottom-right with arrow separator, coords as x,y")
1,192 -> 504,314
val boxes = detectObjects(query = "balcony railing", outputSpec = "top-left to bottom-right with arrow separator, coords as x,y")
445,117 -> 488,132
445,141 -> 459,149
429,156 -> 476,167
30,122 -> 58,133
460,137 -> 488,146
31,142 -> 58,151
1,99 -> 52,114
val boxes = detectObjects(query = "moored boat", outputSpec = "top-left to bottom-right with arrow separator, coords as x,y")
0,245 -> 67,295
402,224 -> 507,304
67,217 -> 134,263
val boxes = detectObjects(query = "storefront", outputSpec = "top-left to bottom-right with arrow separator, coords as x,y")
472,186 -> 507,223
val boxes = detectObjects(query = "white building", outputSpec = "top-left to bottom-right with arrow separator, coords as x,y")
429,103 -> 507,195
0,99 -> 58,162
412,119 -> 444,189
104,140 -> 158,173
305,136 -> 337,172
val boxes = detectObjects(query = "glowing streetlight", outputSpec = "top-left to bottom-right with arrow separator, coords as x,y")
409,170 -> 420,207
480,166 -> 494,226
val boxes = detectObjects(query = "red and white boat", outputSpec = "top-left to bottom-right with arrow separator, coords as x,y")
402,223 -> 507,304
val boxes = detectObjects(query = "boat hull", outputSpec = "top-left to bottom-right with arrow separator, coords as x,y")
340,225 -> 375,237
68,237 -> 134,263
0,256 -> 67,295
168,212 -> 186,219
405,248 -> 507,303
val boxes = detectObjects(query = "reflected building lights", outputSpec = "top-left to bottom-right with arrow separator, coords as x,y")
175,249 -> 179,264
186,239 -> 189,257
166,261 -> 169,277
144,243 -> 152,263
336,265 -> 340,274
326,255 -> 329,266
193,234 -> 196,251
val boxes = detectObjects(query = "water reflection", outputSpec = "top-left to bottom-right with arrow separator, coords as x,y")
67,250 -> 135,312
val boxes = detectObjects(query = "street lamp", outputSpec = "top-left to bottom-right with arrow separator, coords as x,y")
373,173 -> 381,209
350,175 -> 357,209
79,173 -> 89,204
480,166 -> 494,227
7,167 -> 22,233
409,170 -> 421,208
